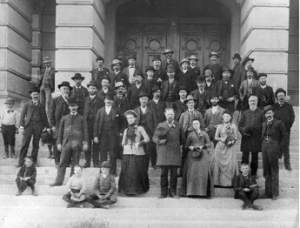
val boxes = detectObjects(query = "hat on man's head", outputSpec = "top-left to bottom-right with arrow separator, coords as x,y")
68,97 -> 78,106
105,92 -> 114,101
232,53 -> 241,60
166,64 -> 175,73
137,91 -> 150,99
162,49 -> 174,55
152,56 -> 161,62
196,76 -> 206,84
156,127 -> 168,140
242,56 -> 255,65
124,110 -> 138,118
111,59 -> 122,67
96,56 -> 104,62
263,105 -> 274,114
188,55 -> 199,61
221,66 -> 234,75
151,85 -> 160,93
114,81 -> 126,89
145,66 -> 155,73
258,73 -> 267,79
209,51 -> 220,58
210,91 -> 219,99
101,161 -> 111,169
178,85 -> 188,93
87,80 -> 99,89
133,69 -> 144,78
247,66 -> 255,72
127,55 -> 137,61
71,73 -> 85,81
4,97 -> 15,104
58,81 -> 73,90
185,95 -> 197,103
29,85 -> 40,94
43,56 -> 53,63
180,58 -> 190,66
275,88 -> 286,97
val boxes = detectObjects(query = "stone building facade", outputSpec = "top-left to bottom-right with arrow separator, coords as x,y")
0,0 -> 298,108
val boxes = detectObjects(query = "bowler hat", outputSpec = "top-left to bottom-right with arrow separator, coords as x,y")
114,81 -> 126,89
101,161 -> 111,169
263,105 -> 274,114
133,69 -> 144,78
68,97 -> 78,106
87,80 -> 99,89
166,64 -> 175,73
232,53 -> 241,60
124,110 -> 138,118
258,73 -> 267,79
111,59 -> 122,67
162,49 -> 174,55
152,56 -> 161,62
151,86 -> 160,93
246,66 -> 255,72
210,91 -> 219,99
101,75 -> 111,83
209,51 -> 220,58
58,81 -> 73,90
185,95 -> 197,103
4,97 -> 15,104
145,66 -> 155,73
179,58 -> 190,66
96,56 -> 104,62
275,88 -> 286,97
188,55 -> 199,61
43,56 -> 53,63
195,76 -> 206,83
221,66 -> 234,75
137,91 -> 150,99
105,92 -> 115,101
156,127 -> 168,140
29,85 -> 40,94
243,56 -> 255,65
127,55 -> 136,61
178,85 -> 188,93
71,73 -> 85,81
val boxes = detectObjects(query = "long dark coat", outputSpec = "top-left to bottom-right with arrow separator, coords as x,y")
148,99 -> 166,124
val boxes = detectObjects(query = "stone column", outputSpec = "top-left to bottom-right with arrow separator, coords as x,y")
240,0 -> 290,91
55,0 -> 106,92
0,0 -> 32,106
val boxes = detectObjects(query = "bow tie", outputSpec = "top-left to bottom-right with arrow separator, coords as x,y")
98,68 -> 103,71
7,110 -> 14,113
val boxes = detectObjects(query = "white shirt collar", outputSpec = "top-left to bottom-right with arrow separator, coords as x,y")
182,69 -> 187,74
103,88 -> 108,93
153,98 -> 159,104
169,78 -> 174,83
105,106 -> 112,114
260,84 -> 267,89
136,83 -> 141,89
71,112 -> 77,116
75,86 -> 81,89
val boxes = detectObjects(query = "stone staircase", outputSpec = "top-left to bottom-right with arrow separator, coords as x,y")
0,108 -> 298,228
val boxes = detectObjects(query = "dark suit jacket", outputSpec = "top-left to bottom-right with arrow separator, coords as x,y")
70,86 -> 89,115
273,102 -> 295,133
239,79 -> 260,100
127,84 -> 145,109
214,79 -> 238,100
153,68 -> 168,87
161,59 -> 180,74
38,67 -> 55,92
233,174 -> 258,198
205,81 -> 216,93
232,63 -> 245,89
189,66 -> 201,91
110,71 -> 130,88
113,95 -> 130,116
134,106 -> 158,135
123,66 -> 140,84
57,113 -> 88,147
97,88 -> 114,101
173,100 -> 187,121
83,96 -> 105,121
177,69 -> 193,93
19,101 -> 49,129
91,67 -> 110,89
148,99 -> 166,124
160,80 -> 180,102
203,64 -> 223,81
144,79 -> 155,99
49,96 -> 70,138
190,89 -> 211,114
252,85 -> 275,108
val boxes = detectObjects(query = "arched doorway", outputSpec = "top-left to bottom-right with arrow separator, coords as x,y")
115,0 -> 233,71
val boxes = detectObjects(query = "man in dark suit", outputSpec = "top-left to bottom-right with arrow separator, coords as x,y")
70,73 -> 89,115
135,91 -> 158,169
191,76 -> 211,116
152,57 -> 168,87
97,75 -> 113,102
174,86 -> 188,121
50,97 -> 89,186
83,80 -> 105,168
252,73 -> 275,109
144,66 -> 156,98
161,49 -> 180,74
188,55 -> 201,91
127,70 -> 145,109
94,93 -> 123,175
260,105 -> 288,200
203,52 -> 223,81
123,55 -> 140,85
214,66 -> 238,113
273,88 -> 295,171
204,72 -> 216,93
232,53 -> 243,88
177,58 -> 193,93
17,86 -> 50,167
148,86 -> 166,125
38,56 -> 55,115
91,56 -> 110,89
49,81 -> 72,167
110,59 -> 130,88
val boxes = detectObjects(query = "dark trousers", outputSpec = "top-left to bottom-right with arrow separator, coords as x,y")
160,166 -> 178,195
16,178 -> 35,192
54,141 -> 81,184
2,124 -> 16,146
143,128 -> 156,168
236,189 -> 259,207
262,139 -> 279,197
85,123 -> 99,166
100,129 -> 117,175
87,193 -> 117,206
52,139 -> 60,163
283,132 -> 291,169
242,151 -> 259,175
19,122 -> 42,165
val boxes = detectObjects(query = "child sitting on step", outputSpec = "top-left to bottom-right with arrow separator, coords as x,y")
87,161 -> 117,209
16,156 -> 37,196
233,163 -> 263,211
63,165 -> 86,208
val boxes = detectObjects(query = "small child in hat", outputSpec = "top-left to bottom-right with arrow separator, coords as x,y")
0,97 -> 19,158
63,165 -> 86,208
15,156 -> 37,196
87,161 -> 117,209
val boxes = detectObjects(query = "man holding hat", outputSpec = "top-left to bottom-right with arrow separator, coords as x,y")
152,56 -> 168,87
92,56 -> 110,89
38,56 -> 55,115
177,58 -> 193,93
70,73 -> 89,116
188,55 -> 201,91
83,80 -> 105,168
0,97 -> 19,158
17,86 -> 50,167
232,53 -> 244,88
127,69 -> 145,109
174,86 -> 188,121
49,81 -> 73,166
110,59 -> 130,89
252,73 -> 275,109
161,49 -> 180,74
191,76 -> 211,116
123,55 -> 140,85
273,88 -> 295,171
50,97 -> 89,186
97,75 -> 113,102
148,86 -> 167,124
261,105 -> 288,200
203,52 -> 223,81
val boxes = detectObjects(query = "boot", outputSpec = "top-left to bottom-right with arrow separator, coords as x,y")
47,145 -> 53,159
3,145 -> 9,159
15,190 -> 22,196
32,188 -> 38,196
10,145 -> 16,158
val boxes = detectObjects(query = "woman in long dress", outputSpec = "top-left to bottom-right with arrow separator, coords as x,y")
213,110 -> 239,187
180,119 -> 215,198
118,110 -> 150,195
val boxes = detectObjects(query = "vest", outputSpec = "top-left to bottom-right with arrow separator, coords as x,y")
74,88 -> 84,103
221,81 -> 230,99
167,81 -> 175,102
31,105 -> 41,122
103,111 -> 114,130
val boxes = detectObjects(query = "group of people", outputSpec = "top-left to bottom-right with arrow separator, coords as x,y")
0,49 -> 295,211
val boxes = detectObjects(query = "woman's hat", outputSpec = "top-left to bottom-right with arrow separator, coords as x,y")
4,97 -> 15,104
87,80 -> 99,89
185,95 -> 197,103
124,110 -> 138,118
187,55 -> 199,61
71,73 -> 85,81
137,91 -> 150,99
263,105 -> 274,114
275,88 -> 286,97
232,53 -> 241,60
156,127 -> 168,140
180,58 -> 190,66
209,51 -> 220,58
242,56 -> 255,65
101,161 -> 111,169
29,85 -> 40,94
162,49 -> 174,55
58,81 -> 73,90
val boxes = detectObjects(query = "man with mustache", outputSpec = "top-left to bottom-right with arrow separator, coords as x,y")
203,52 -> 223,81
127,70 -> 145,109
188,55 -> 201,91
252,73 -> 275,109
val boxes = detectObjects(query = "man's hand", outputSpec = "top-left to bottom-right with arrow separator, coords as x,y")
158,139 -> 166,145
19,128 -> 25,135
189,146 -> 194,150
94,137 -> 99,143
82,143 -> 88,151
243,188 -> 250,192
57,144 -> 62,151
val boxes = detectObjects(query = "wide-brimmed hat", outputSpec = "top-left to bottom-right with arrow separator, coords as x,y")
275,88 -> 286,97
185,95 -> 197,103
124,110 -> 138,118
87,80 -> 99,89
221,66 -> 234,75
156,127 -> 168,140
104,92 -> 114,101
101,161 -> 111,169
71,73 -> 85,81
127,55 -> 136,61
29,85 -> 40,94
151,86 -> 160,93
209,51 -> 220,58
243,56 -> 255,65
145,66 -> 155,73
152,56 -> 161,62
258,73 -> 267,79
137,91 -> 150,99
180,58 -> 190,66
232,53 -> 241,60
263,105 -> 274,114
162,49 -> 174,55
4,97 -> 15,104
114,81 -> 126,89
188,55 -> 199,61
178,85 -> 188,93
111,59 -> 122,67
58,81 -> 73,90
68,97 -> 78,106
133,69 -> 144,78
43,56 -> 53,63
196,75 -> 206,83
247,66 -> 255,72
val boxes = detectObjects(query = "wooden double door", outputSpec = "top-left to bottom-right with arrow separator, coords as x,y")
117,19 -> 230,72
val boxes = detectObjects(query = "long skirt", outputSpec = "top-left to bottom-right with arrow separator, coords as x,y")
118,154 -> 149,195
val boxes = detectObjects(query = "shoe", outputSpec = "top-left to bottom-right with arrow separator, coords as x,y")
158,194 -> 167,199
32,189 -> 38,196
241,203 -> 247,210
169,193 -> 179,199
15,191 -> 22,196
252,205 -> 263,211
83,163 -> 90,168
260,194 -> 272,199
285,166 -> 292,171
50,182 -> 62,187
272,196 -> 278,201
